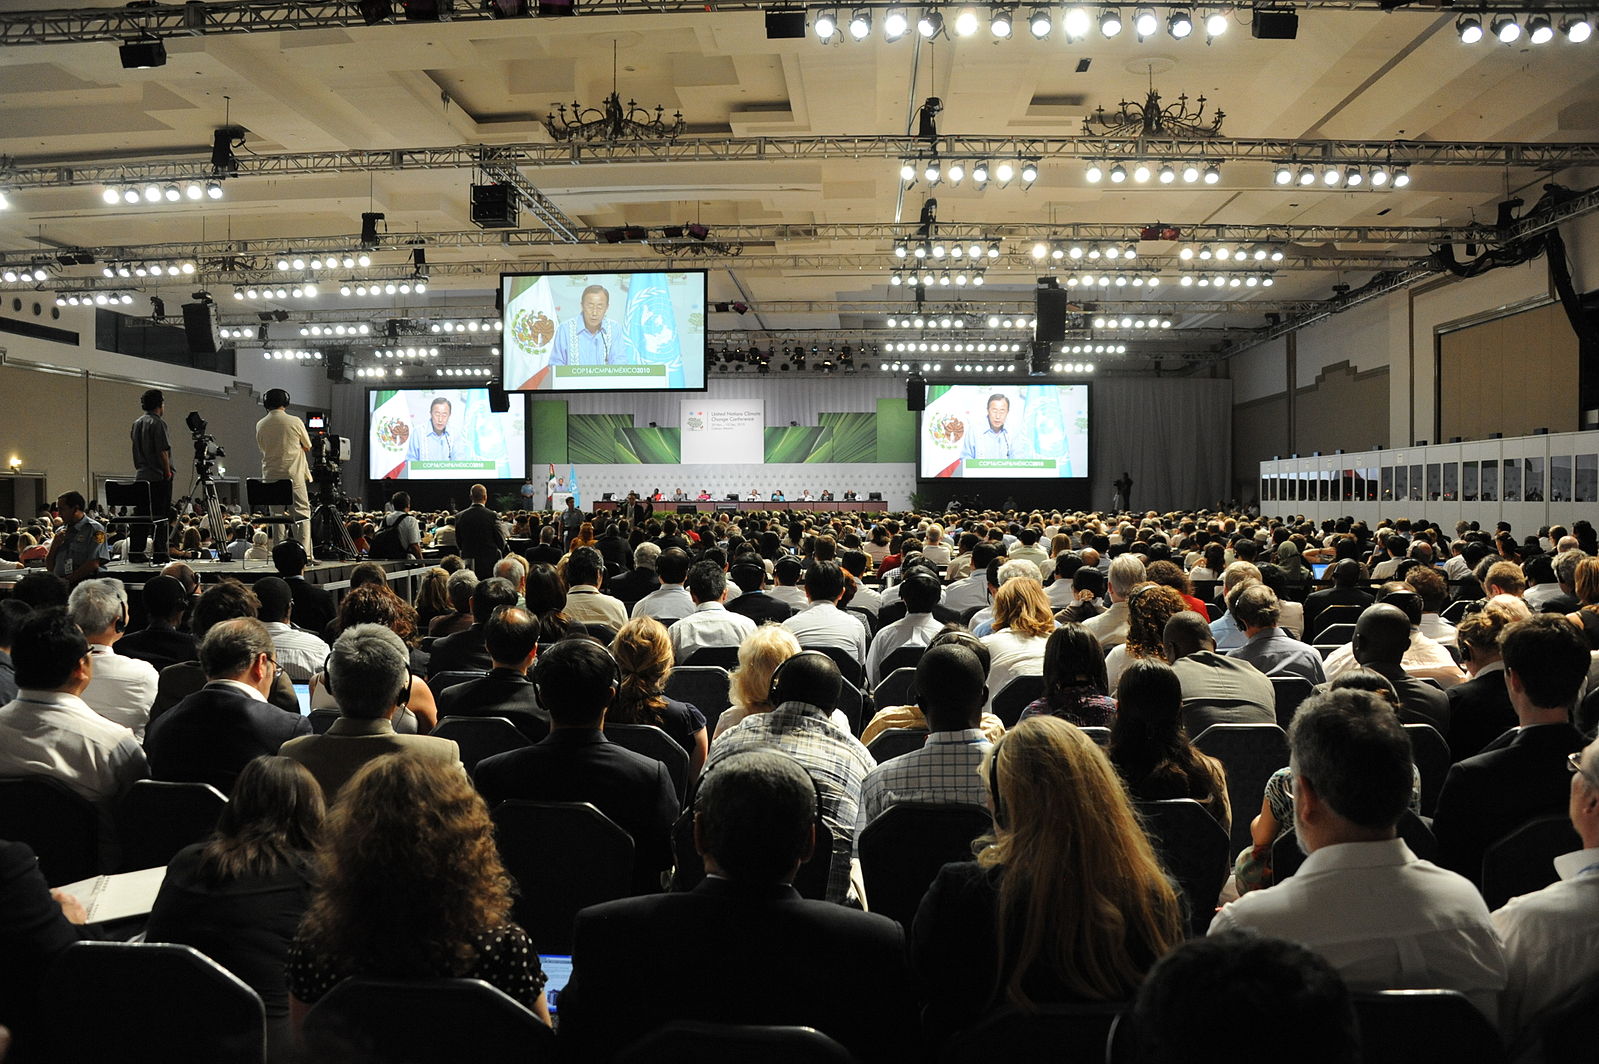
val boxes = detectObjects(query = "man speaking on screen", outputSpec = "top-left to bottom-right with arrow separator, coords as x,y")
405,396 -> 460,463
960,392 -> 1029,462
549,285 -> 632,366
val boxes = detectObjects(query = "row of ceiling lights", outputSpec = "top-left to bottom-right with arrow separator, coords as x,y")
1273,162 -> 1411,188
101,181 -> 224,204
894,240 -> 1003,260
1085,161 -> 1222,185
886,315 -> 971,328
261,350 -> 324,360
372,347 -> 502,358
891,269 -> 989,286
1047,362 -> 1099,373
230,279 -> 431,300
1031,241 -> 1140,261
1456,11 -> 1592,43
1177,273 -> 1276,286
899,159 -> 1037,189
885,341 -> 1032,352
275,254 -> 375,270
817,5 -> 1229,42
429,320 -> 501,333
100,261 -> 196,278
53,292 -> 134,305
1179,244 -> 1285,261
1092,315 -> 1173,329
353,366 -> 495,378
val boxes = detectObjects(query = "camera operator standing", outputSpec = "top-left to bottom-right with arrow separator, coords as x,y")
255,388 -> 313,555
130,388 -> 173,561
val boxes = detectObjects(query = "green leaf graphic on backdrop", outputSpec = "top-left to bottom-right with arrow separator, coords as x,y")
927,384 -> 952,404
619,427 -> 681,464
819,413 -> 877,463
569,414 -> 634,463
764,427 -> 831,463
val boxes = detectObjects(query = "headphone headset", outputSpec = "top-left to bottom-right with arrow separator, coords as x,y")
114,605 -> 128,634
532,639 -> 621,699
690,751 -> 826,863
277,539 -> 308,569
767,649 -> 835,706
263,388 -> 291,410
988,734 -> 1008,830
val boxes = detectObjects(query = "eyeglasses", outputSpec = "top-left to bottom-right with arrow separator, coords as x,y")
264,654 -> 283,682
1568,751 -> 1599,789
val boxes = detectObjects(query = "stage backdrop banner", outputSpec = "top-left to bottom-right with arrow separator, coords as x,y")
680,398 -> 765,465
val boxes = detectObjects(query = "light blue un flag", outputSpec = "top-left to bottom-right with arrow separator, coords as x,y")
621,273 -> 683,389
568,464 -> 580,508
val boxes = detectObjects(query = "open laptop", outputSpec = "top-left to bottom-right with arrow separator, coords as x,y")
293,681 -> 313,716
1310,562 -> 1332,580
540,954 -> 573,1017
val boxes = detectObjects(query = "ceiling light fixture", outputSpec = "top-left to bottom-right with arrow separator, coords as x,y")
918,10 -> 943,36
848,7 -> 872,39
1029,7 -> 1051,36
1099,7 -> 1123,37
883,6 -> 908,37
1526,11 -> 1554,43
814,8 -> 837,39
1456,13 -> 1483,42
1561,14 -> 1593,41
1491,13 -> 1520,41
991,6 -> 1013,37
954,7 -> 981,35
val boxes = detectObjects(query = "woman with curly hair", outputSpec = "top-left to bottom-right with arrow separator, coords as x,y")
310,583 -> 437,731
1104,583 -> 1187,694
609,616 -> 708,778
912,716 -> 1184,1041
288,756 -> 549,1026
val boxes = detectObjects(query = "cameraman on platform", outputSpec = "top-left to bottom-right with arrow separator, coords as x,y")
130,388 -> 173,562
254,388 -> 313,555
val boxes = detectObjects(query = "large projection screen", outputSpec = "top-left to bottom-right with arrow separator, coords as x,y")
367,387 -> 527,481
918,382 -> 1090,479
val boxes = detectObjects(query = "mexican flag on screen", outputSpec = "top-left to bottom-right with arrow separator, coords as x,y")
371,389 -> 410,479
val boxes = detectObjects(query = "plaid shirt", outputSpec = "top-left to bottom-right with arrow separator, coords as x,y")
853,729 -> 992,845
705,700 -> 874,904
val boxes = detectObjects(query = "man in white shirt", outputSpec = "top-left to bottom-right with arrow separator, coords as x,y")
1210,688 -> 1506,1019
767,557 -> 810,614
1084,553 -> 1146,650
254,387 -> 313,555
865,570 -> 945,688
1045,553 -> 1083,609
253,576 -> 331,682
0,609 -> 148,805
562,547 -> 629,631
669,561 -> 757,664
1491,736 -> 1599,1036
943,543 -> 1002,616
67,578 -> 158,741
1322,584 -> 1463,689
1006,527 -> 1049,576
782,561 -> 869,666
630,548 -> 695,624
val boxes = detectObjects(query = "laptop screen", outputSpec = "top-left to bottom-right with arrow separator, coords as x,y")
1311,562 -> 1331,580
540,954 -> 573,1013
293,682 -> 313,716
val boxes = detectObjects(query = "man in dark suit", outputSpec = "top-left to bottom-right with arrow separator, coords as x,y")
558,749 -> 915,1062
435,606 -> 549,742
725,560 -> 793,625
150,579 -> 300,724
453,483 -> 507,580
272,540 -> 336,637
114,575 -> 198,673
473,639 -> 678,895
1302,559 -> 1375,641
1346,604 -> 1450,735
425,577 -> 519,678
145,617 -> 311,791
1432,614 -> 1590,887
603,542 -> 662,610
1446,614 -> 1518,761
0,839 -> 93,1057
522,525 -> 564,568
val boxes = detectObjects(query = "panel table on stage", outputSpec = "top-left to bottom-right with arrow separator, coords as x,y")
590,500 -> 882,514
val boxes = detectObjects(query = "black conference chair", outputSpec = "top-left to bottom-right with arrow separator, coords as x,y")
581,621 -> 620,643
1402,722 -> 1452,818
873,666 -> 917,710
1441,599 -> 1472,625
835,678 -> 869,736
665,665 -> 733,716
491,801 -> 635,954
939,1002 -> 1128,1064
857,802 -> 992,929
1274,810 -> 1438,883
1352,990 -> 1506,1064
430,716 -> 531,774
1481,814 -> 1582,910
1316,622 -> 1357,646
1269,675 -> 1316,729
846,606 -> 879,637
804,645 -> 866,689
991,674 -> 1046,728
684,645 -> 741,669
102,479 -> 165,561
426,668 -> 488,698
43,941 -> 267,1064
866,727 -> 928,764
1204,601 -> 1224,622
115,779 -> 228,872
1516,969 -> 1599,1062
1192,723 -> 1290,856
879,644 -> 925,678
1313,644 -> 1342,659
1306,602 -> 1364,641
308,707 -> 341,734
244,478 -> 297,541
606,722 -> 692,803
617,1022 -> 855,1064
0,775 -> 102,884
302,978 -> 554,1064
1137,799 -> 1231,937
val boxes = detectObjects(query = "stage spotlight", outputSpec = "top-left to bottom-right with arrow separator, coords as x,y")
883,6 -> 908,37
1029,8 -> 1051,36
814,8 -> 837,39
1392,166 -> 1411,187
1085,162 -> 1104,183
848,7 -> 872,39
1526,12 -> 1553,43
1345,166 -> 1363,186
1490,13 -> 1520,42
1099,6 -> 1122,36
1133,6 -> 1158,37
1169,8 -> 1193,36
1063,4 -> 1092,37
1205,8 -> 1227,36
1323,166 -> 1342,186
1203,164 -> 1220,184
1132,162 -> 1151,183
1562,14 -> 1593,41
918,10 -> 943,35
1020,159 -> 1038,183
995,160 -> 1016,182
991,6 -> 1013,36
1457,13 -> 1483,42
1158,163 -> 1176,183
954,7 -> 980,35
1182,162 -> 1201,183
1273,164 -> 1294,185
1109,162 -> 1127,183
1297,165 -> 1315,186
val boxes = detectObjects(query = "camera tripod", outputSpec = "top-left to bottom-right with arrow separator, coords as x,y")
310,475 -> 357,561
185,471 -> 227,551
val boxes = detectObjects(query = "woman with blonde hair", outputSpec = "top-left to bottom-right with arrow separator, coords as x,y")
1104,583 -> 1187,693
1565,556 -> 1599,648
411,566 -> 452,632
979,579 -> 1055,713
714,624 -> 856,739
1454,595 -> 1534,758
912,716 -> 1183,1039
609,616 -> 708,777
288,756 -> 549,1025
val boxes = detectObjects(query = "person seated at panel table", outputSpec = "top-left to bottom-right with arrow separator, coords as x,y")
843,490 -> 858,501
745,488 -> 761,501
697,489 -> 712,501
651,489 -> 664,502
820,489 -> 835,502
771,489 -> 786,502
801,489 -> 815,504
672,488 -> 688,502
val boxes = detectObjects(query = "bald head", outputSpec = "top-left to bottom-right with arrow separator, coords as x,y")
1353,604 -> 1411,667
1163,611 -> 1216,662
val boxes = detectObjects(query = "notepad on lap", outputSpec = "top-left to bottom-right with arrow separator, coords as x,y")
53,866 -> 167,923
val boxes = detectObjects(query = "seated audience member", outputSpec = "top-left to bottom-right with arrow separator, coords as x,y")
1207,562 -> 1263,651
1324,583 -> 1463,690
611,616 -> 710,777
1447,597 -> 1528,761
272,540 -> 336,638
288,757 -> 549,1024
1432,613 -> 1590,888
1019,622 -> 1118,728
1133,933 -> 1359,1064
1331,603 -> 1450,734
114,575 -> 199,673
839,551 -> 881,616
424,576 -> 520,677
1563,555 -> 1599,648
1053,564 -> 1108,626
725,561 -> 792,625
863,569 -> 944,689
145,618 -> 311,791
706,651 -> 874,904
1226,583 -> 1327,686
0,837 -> 93,1058
0,608 -> 148,804
1302,559 -> 1375,641
979,579 -> 1055,713
767,556 -> 810,613
0,598 -> 28,704
1406,564 -> 1458,644
474,639 -> 679,895
668,560 -> 757,664
253,576 -> 331,683
629,547 -> 694,624
560,750 -> 915,1062
1106,583 -> 1187,693
68,577 -> 159,741
316,583 -> 439,732
1046,551 -> 1085,609
1161,611 -> 1275,732
1108,660 -> 1231,832
912,716 -> 1184,1041
854,645 -> 993,840
1491,734 -> 1599,1039
782,560 -> 869,665
434,606 -> 550,743
279,625 -> 460,799
563,546 -> 629,630
1210,688 -> 1506,1017
147,756 -> 323,1058
152,580 -> 301,722
429,568 -> 478,639
605,542 -> 662,609
714,625 -> 850,738
1083,554 -> 1146,651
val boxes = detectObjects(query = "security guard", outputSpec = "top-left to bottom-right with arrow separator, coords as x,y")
46,491 -> 111,584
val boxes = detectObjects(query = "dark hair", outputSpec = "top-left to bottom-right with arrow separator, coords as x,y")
929,625 -> 992,675
191,579 -> 260,639
252,576 -> 293,624
198,617 -> 274,679
0,599 -> 31,649
1501,614 -> 1590,709
767,649 -> 842,709
1042,623 -> 1110,698
685,560 -> 727,603
141,574 -> 188,622
524,563 -> 566,616
262,388 -> 290,410
729,562 -> 766,594
12,571 -> 69,609
656,547 -> 692,585
1108,660 -> 1217,801
565,547 -> 603,589
471,577 -> 520,625
917,645 -> 987,729
140,388 -> 165,412
773,557 -> 803,585
484,606 -> 540,666
803,560 -> 844,602
696,751 -> 816,883
533,638 -> 618,725
347,562 -> 389,590
1288,688 -> 1412,829
390,491 -> 411,511
271,539 -> 309,576
899,570 -> 942,613
196,756 -> 324,883
11,608 -> 88,689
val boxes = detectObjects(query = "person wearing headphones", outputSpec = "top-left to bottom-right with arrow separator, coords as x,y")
472,638 -> 679,895
66,577 -> 158,741
129,388 -> 173,562
254,388 -> 313,556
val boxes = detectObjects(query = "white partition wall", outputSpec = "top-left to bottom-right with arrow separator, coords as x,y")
1258,430 -> 1599,530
